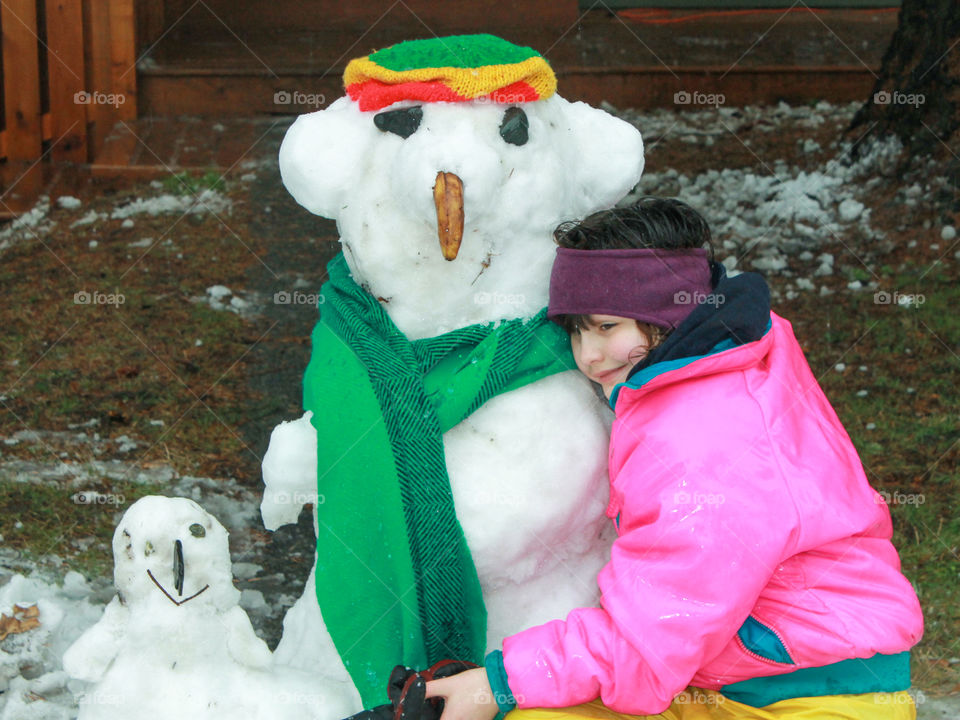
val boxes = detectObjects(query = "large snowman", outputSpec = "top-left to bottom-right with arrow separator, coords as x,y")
62,496 -> 355,720
262,34 -> 644,713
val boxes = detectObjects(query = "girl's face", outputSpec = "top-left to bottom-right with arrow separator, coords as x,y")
570,315 -> 652,398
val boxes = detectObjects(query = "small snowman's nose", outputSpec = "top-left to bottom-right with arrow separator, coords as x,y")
433,171 -> 464,261
173,539 -> 185,596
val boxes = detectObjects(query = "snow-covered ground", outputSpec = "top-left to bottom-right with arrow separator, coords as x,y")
1,100 -> 957,718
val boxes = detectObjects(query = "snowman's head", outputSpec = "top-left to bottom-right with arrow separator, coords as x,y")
279,35 -> 644,337
112,496 -> 239,611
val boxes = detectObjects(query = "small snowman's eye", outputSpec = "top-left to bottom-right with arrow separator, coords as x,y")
374,106 -> 423,138
144,540 -> 155,557
499,107 -> 528,146
189,523 -> 206,538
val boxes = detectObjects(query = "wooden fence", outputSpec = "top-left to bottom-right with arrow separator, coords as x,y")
0,0 -> 136,170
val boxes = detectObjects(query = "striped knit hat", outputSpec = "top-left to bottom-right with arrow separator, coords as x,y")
344,34 -> 556,112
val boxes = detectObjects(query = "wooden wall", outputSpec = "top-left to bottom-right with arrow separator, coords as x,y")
0,0 -> 137,167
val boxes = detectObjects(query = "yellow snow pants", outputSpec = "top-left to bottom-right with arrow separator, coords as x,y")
506,687 -> 915,720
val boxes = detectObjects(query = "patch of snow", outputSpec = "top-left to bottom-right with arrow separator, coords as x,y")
71,210 -> 104,228
838,199 -> 864,222
110,189 -> 232,220
57,196 -> 82,210
207,285 -> 233,300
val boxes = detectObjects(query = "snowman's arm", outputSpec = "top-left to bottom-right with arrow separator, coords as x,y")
62,596 -> 128,682
261,411 -> 319,530
222,605 -> 273,669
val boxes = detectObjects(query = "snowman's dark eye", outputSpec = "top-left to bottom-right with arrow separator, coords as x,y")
189,523 -> 206,538
499,107 -> 528,146
374,106 -> 423,138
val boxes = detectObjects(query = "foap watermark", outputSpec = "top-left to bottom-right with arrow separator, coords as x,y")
873,90 -> 925,108
466,489 -> 523,509
274,290 -> 325,307
674,290 -> 725,307
272,491 -> 325,506
74,290 -> 125,306
83,691 -> 123,706
274,90 -> 326,109
874,689 -> 925,706
674,90 -> 725,107
476,94 -> 531,106
674,490 -> 726,506
474,291 -> 525,308
874,290 -> 925,307
471,690 -> 525,706
277,691 -> 329,706
72,490 -> 126,506
675,689 -> 726,706
875,490 -> 925,507
74,90 -> 126,108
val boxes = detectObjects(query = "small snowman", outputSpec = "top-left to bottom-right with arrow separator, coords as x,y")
63,496 -> 355,720
262,34 -> 644,711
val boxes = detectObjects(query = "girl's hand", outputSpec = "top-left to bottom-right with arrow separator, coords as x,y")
425,667 -> 500,720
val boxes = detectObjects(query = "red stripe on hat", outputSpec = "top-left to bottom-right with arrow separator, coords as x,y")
347,80 -> 470,112
488,80 -> 540,104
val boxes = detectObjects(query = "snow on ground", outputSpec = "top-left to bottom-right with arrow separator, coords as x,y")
0,186 -> 233,255
1,100 -> 955,718
0,197 -> 53,254
192,284 -> 266,318
109,188 -> 232,221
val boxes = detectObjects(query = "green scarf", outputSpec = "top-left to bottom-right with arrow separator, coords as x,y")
303,253 -> 574,707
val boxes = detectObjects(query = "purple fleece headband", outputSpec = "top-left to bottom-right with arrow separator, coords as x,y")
547,247 -> 712,329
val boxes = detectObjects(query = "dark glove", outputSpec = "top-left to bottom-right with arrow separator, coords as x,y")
393,660 -> 480,720
343,660 -> 480,720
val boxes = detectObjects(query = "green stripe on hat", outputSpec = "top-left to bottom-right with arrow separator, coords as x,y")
369,34 -> 541,72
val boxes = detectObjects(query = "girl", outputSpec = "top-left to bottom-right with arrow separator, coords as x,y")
424,197 -> 923,720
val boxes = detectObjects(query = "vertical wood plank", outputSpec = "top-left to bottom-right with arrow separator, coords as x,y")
137,0 -> 165,51
108,0 -> 136,121
83,0 -> 114,159
1,0 -> 43,161
45,0 -> 88,162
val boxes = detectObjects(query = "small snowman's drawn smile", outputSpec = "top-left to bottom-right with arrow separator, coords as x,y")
146,539 -> 210,606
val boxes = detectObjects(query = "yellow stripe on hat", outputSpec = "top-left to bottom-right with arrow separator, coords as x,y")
344,55 -> 556,102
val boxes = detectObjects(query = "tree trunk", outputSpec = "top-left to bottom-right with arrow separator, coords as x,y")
848,0 -> 960,160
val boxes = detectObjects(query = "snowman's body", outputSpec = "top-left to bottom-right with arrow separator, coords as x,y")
63,496 -> 355,720
262,76 -> 644,709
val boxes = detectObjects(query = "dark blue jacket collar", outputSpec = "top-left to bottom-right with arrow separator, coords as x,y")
627,263 -> 771,380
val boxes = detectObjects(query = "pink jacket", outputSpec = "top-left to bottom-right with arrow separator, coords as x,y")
502,313 -> 923,714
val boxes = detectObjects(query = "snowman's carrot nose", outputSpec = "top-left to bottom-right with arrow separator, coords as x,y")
433,171 -> 464,261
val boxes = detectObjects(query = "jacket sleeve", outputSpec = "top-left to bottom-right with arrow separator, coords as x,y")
501,448 -> 799,715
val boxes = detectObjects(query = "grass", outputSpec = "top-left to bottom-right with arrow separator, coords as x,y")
0,480 -> 165,579
161,170 -> 227,196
